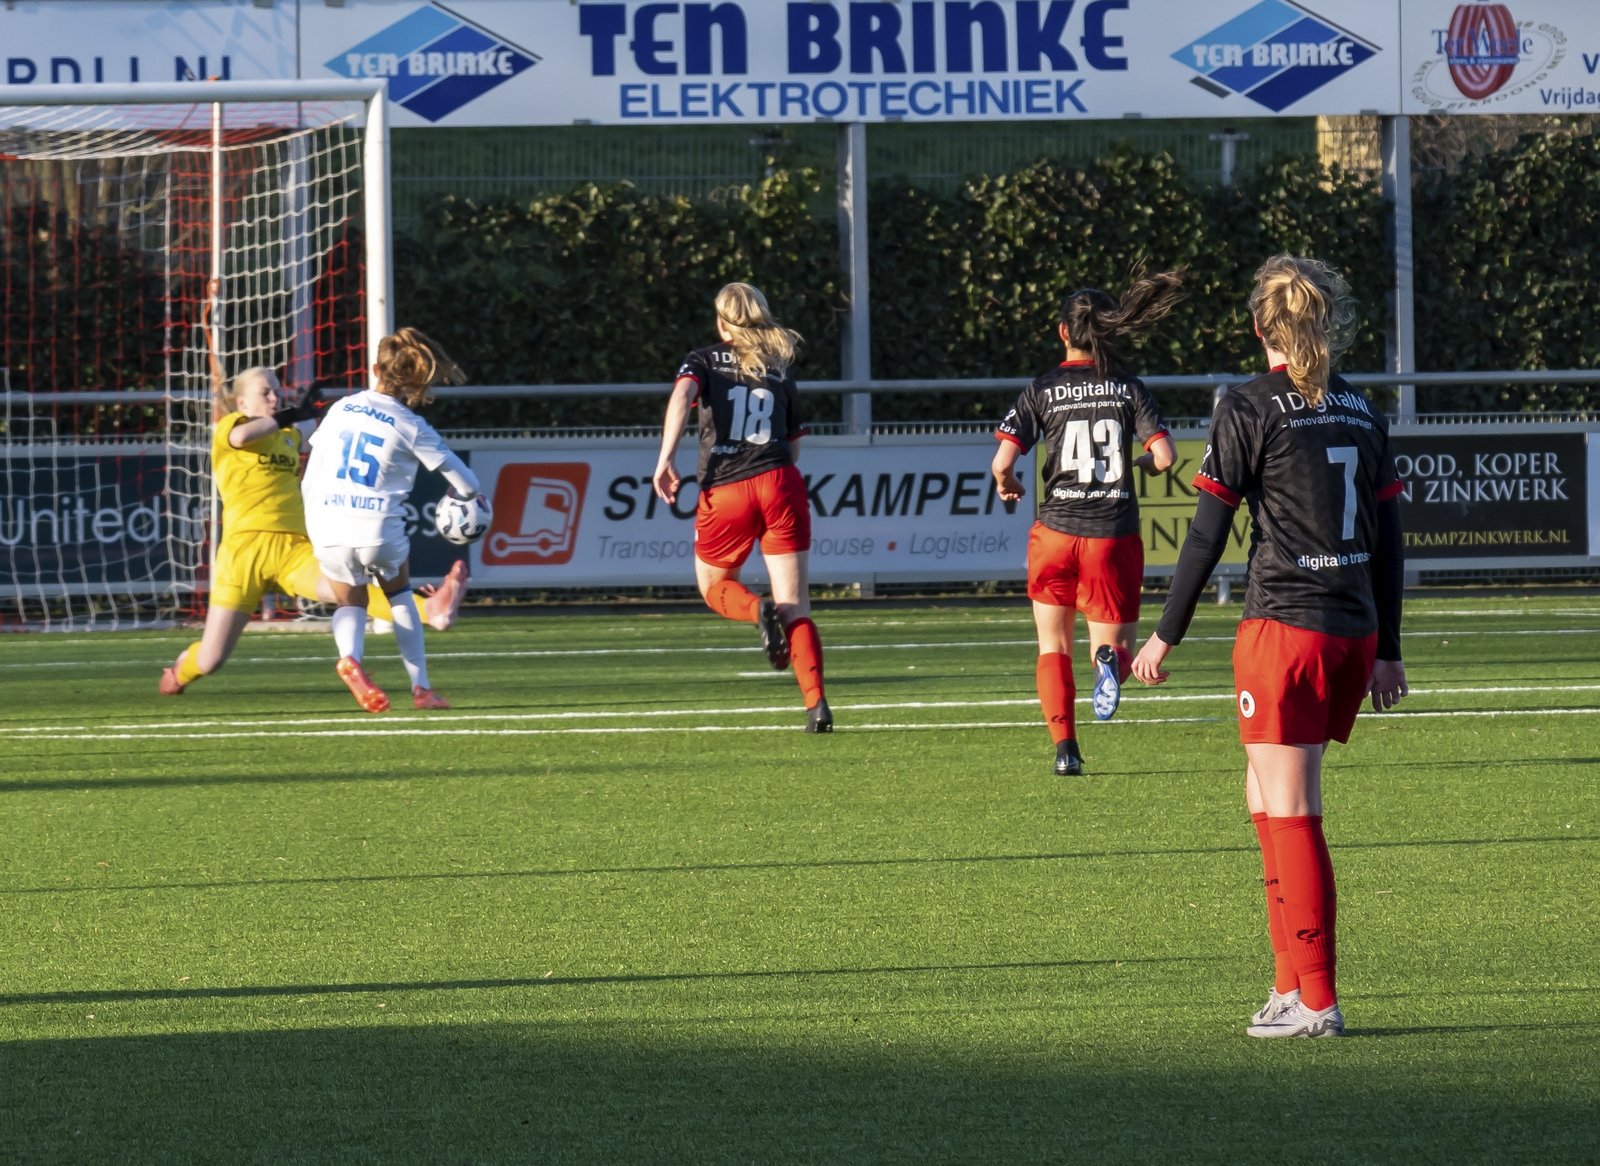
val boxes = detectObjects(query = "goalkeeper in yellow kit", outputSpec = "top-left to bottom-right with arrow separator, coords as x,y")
160,289 -> 464,703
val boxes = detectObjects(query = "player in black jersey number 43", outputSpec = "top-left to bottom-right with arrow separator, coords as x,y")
653,284 -> 831,732
992,273 -> 1183,776
1133,256 -> 1409,1039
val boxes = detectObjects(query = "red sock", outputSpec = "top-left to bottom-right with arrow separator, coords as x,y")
785,617 -> 825,708
1113,646 -> 1133,684
705,580 -> 760,623
1036,653 -> 1075,743
1251,812 -> 1298,994
1268,815 -> 1337,1010
1313,821 -> 1337,988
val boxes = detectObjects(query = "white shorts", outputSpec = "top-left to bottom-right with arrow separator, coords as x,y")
314,535 -> 409,586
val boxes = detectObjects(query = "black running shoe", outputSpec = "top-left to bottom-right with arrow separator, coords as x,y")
806,697 -> 834,734
1055,738 -> 1083,776
758,597 -> 790,671
1091,644 -> 1122,721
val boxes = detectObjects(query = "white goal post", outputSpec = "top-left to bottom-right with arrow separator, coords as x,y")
0,79 -> 391,630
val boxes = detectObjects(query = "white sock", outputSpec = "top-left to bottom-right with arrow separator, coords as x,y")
331,604 -> 366,662
387,590 -> 429,690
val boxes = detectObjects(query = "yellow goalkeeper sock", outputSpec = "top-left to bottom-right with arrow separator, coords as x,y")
175,642 -> 205,686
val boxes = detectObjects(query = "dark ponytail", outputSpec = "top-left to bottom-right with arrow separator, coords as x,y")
1060,268 -> 1186,379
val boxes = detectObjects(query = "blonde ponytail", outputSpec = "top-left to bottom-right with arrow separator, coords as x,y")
1247,255 -> 1356,406
714,282 -> 801,381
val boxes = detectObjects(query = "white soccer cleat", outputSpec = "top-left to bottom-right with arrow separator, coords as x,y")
1247,999 -> 1344,1038
1250,986 -> 1301,1026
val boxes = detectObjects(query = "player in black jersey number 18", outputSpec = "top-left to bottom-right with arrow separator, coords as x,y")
1132,256 -> 1408,1038
652,284 -> 832,731
992,274 -> 1184,776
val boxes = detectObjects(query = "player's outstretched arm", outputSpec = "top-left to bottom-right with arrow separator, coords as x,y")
991,440 -> 1026,502
1133,433 -> 1177,475
1369,495 -> 1408,711
652,376 -> 696,504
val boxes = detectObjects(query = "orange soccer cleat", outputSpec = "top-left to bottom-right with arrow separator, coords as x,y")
158,651 -> 187,696
336,656 -> 390,713
412,686 -> 450,710
418,558 -> 469,631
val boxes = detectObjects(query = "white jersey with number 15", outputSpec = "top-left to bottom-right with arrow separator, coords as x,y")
302,390 -> 459,548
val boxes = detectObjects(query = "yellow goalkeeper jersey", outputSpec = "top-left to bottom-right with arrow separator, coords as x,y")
212,412 -> 308,538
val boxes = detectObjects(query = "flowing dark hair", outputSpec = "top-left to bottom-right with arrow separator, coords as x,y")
1059,268 -> 1186,378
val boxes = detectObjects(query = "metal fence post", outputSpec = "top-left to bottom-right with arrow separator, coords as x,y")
1382,115 -> 1416,420
837,121 -> 871,434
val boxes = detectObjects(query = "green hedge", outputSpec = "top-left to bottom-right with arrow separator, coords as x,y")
398,132 -> 1600,429
1414,130 -> 1600,412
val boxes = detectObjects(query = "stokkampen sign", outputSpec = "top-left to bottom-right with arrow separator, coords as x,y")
0,0 -> 1405,126
458,439 -> 1034,586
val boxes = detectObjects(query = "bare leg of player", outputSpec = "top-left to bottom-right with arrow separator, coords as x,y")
1244,743 -> 1342,1038
160,605 -> 254,694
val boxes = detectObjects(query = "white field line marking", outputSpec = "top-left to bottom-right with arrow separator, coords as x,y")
6,684 -> 1600,736
7,626 -> 1600,672
12,706 -> 1600,743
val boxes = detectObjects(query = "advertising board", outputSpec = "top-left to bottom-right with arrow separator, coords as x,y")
446,437 -> 1033,587
0,451 -> 205,596
1400,0 -> 1600,115
0,0 -> 1406,125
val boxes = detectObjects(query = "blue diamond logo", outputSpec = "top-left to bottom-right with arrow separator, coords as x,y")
1172,0 -> 1379,113
325,2 -> 539,123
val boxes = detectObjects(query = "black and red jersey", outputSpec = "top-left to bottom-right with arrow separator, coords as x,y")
1197,368 -> 1403,638
677,343 -> 808,491
995,360 -> 1169,539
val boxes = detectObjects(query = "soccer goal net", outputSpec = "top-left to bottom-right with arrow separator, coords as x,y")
0,80 -> 389,630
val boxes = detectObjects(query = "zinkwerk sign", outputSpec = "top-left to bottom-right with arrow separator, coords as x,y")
4,1 -> 1599,126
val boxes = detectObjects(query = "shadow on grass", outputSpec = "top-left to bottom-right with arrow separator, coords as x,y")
2,1021 -> 1595,1165
4,836 -> 1591,900
0,956 -> 1195,1007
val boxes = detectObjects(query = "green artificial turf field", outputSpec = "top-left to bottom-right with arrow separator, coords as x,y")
0,597 -> 1595,1164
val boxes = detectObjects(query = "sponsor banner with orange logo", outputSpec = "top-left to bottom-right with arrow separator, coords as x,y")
1402,1 -> 1600,114
454,439 -> 1035,587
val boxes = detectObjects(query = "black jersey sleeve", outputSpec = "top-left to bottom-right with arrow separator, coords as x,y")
782,371 -> 808,440
1373,497 -> 1404,660
1194,391 -> 1261,508
675,349 -> 711,404
995,386 -> 1041,452
1129,378 -> 1169,449
1156,489 -> 1236,647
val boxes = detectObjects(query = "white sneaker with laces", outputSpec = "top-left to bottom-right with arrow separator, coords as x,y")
1247,999 -> 1344,1038
1250,987 -> 1301,1026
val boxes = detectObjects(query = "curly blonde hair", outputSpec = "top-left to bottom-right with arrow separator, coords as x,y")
374,327 -> 466,408
1248,255 -> 1356,407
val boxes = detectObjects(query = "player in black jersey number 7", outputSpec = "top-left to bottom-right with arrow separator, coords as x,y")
1133,256 -> 1408,1038
652,284 -> 831,731
992,274 -> 1182,775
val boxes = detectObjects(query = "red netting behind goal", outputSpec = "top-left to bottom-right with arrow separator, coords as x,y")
0,106 -> 369,628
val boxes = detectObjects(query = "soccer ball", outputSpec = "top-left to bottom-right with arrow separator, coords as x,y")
435,492 -> 493,545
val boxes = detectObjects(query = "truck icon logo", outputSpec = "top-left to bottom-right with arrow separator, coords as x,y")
483,462 -> 590,566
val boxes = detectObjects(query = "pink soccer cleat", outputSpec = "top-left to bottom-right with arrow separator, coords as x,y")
336,656 -> 390,713
418,558 -> 469,631
412,686 -> 450,711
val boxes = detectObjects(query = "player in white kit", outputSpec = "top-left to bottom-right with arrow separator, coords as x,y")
302,328 -> 481,712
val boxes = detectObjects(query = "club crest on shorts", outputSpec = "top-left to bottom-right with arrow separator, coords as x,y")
1239,690 -> 1257,719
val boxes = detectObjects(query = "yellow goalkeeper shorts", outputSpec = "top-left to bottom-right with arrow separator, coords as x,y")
210,531 -> 326,614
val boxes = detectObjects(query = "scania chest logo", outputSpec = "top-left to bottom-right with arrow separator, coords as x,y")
325,2 -> 540,123
1172,0 -> 1380,113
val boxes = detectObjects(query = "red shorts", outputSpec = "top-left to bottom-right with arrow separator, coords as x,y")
1026,525 -> 1144,624
1232,619 -> 1377,746
695,464 -> 812,569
